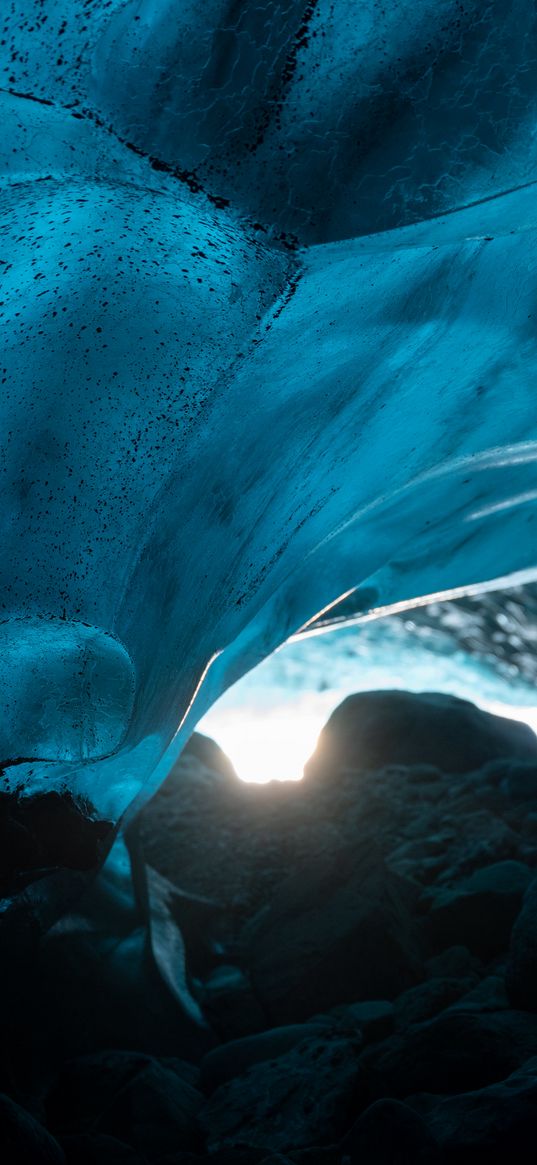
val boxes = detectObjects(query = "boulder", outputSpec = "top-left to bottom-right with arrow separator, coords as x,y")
304,691 -> 537,780
200,965 -> 267,1040
355,1009 -> 537,1105
506,876 -> 537,1009
410,1056 -> 537,1164
395,977 -> 477,1027
422,860 -> 532,959
46,1050 -> 203,1160
245,840 -> 423,1024
201,1021 -> 335,1093
325,1000 -> 395,1043
448,975 -> 509,1014
60,1133 -> 145,1164
0,1093 -> 65,1165
425,945 -> 482,978
341,1098 -> 440,1164
200,1032 -> 361,1154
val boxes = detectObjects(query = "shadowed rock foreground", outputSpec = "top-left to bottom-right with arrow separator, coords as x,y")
4,691 -> 537,1163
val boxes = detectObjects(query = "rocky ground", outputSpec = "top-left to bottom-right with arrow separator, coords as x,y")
4,690 -> 537,1162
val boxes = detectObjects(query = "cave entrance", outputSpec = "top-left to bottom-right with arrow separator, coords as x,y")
199,583 -> 537,783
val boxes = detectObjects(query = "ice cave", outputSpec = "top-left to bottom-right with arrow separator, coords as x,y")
2,2 -> 537,1162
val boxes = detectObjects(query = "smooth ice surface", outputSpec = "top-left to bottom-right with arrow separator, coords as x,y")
2,3 -> 537,852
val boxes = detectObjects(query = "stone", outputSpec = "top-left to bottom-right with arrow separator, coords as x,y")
201,1021 -> 336,1093
244,840 -> 423,1024
0,1093 -> 65,1165
448,975 -> 510,1014
200,1033 -> 361,1154
395,977 -> 477,1027
355,1010 -> 537,1106
46,1050 -> 203,1159
422,860 -> 532,959
199,965 -> 267,1041
304,692 -> 537,781
500,761 -> 537,803
60,1133 -> 146,1164
325,1001 -> 395,1043
425,946 -> 483,979
341,1098 -> 440,1164
506,876 -> 537,1010
410,1056 -> 537,1164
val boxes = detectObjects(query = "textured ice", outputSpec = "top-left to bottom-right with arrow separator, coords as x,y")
2,2 -> 537,906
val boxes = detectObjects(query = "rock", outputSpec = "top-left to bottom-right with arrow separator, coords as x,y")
425,945 -> 482,978
422,860 -> 532,959
506,876 -> 537,1009
0,1093 -> 65,1165
289,1151 -> 339,1165
61,1133 -> 145,1163
410,1056 -> 537,1164
200,965 -> 267,1040
341,1098 -> 440,1164
201,1021 -> 335,1092
499,761 -> 537,803
258,1157 -> 294,1165
200,1032 -> 361,1154
181,733 -> 239,780
325,1000 -> 394,1043
46,1050 -> 203,1160
395,977 -> 476,1026
205,1150 -> 268,1165
448,975 -> 509,1013
355,1010 -> 537,1106
245,840 -> 424,1024
304,691 -> 537,780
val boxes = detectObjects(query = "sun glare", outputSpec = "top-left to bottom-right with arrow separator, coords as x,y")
199,695 -> 333,783
199,622 -> 537,784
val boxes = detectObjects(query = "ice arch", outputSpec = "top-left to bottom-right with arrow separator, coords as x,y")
1,1 -> 537,919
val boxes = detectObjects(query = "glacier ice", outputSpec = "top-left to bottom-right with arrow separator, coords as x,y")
2,1 -> 537,920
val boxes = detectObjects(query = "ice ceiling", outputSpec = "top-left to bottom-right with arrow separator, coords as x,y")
2,1 -> 537,899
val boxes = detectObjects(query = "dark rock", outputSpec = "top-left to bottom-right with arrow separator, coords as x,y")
422,860 -> 532,959
182,733 -> 239,779
289,1151 -> 339,1165
0,788 -> 113,898
506,876 -> 537,1009
304,691 -> 537,780
341,1098 -> 440,1164
325,1000 -> 394,1042
245,840 -> 423,1024
499,761 -> 537,803
355,1009 -> 537,1105
395,977 -> 476,1026
425,945 -> 482,979
61,1133 -> 145,1163
200,1032 -> 361,1153
201,1021 -> 335,1092
46,1050 -> 203,1159
410,1056 -> 537,1163
258,1157 -> 294,1165
0,1093 -> 65,1165
448,975 -> 509,1013
136,741 -> 308,943
200,965 -> 267,1040
205,1150 -> 268,1165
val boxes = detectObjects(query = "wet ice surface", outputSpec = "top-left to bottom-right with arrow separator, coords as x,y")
4,3 -> 537,918
202,585 -> 537,782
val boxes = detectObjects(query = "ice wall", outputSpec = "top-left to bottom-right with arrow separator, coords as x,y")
1,2 -> 537,874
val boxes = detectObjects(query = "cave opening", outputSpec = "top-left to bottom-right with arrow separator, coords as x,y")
201,581 -> 537,783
